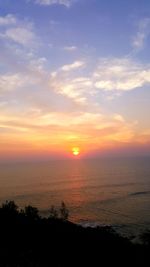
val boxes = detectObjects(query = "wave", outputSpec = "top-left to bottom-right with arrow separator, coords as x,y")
130,191 -> 150,196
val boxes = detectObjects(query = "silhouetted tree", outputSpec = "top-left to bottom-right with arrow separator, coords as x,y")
49,205 -> 58,219
24,205 -> 39,220
60,201 -> 69,221
1,200 -> 18,217
140,230 -> 150,246
2,200 -> 18,211
0,199 -> 148,267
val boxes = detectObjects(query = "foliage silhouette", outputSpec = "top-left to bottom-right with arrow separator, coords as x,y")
140,230 -> 150,246
60,201 -> 69,221
0,200 -> 149,267
24,205 -> 39,220
49,205 -> 58,219
1,200 -> 18,214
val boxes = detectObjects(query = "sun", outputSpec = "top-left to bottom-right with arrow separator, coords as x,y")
72,147 -> 80,156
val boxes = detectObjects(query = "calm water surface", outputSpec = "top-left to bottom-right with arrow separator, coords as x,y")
0,157 -> 150,237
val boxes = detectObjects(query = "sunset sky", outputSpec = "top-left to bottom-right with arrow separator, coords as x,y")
0,0 -> 150,161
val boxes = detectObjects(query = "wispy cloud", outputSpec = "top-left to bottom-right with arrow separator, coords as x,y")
0,110 -> 136,149
63,46 -> 77,51
0,52 -> 149,154
0,14 -> 17,26
61,61 -> 85,71
132,18 -> 150,51
0,73 -> 38,92
94,57 -> 150,91
49,57 -> 150,105
50,75 -> 92,104
34,0 -> 73,8
0,74 -> 26,92
2,27 -> 36,46
0,14 -> 37,47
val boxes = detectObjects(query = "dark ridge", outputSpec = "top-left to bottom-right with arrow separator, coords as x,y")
0,200 -> 149,267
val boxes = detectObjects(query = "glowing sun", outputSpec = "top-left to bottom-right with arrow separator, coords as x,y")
72,147 -> 80,156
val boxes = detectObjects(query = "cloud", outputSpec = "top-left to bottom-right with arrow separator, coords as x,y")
34,0 -> 73,7
0,14 -> 17,26
1,26 -> 36,46
0,74 -> 26,92
0,71 -> 41,93
0,14 -> 37,47
0,110 -> 135,147
0,52 -> 148,154
29,57 -> 47,73
49,57 -> 150,104
61,61 -> 85,71
56,77 -> 92,103
49,68 -> 91,103
132,18 -> 150,50
63,46 -> 77,51
94,57 -> 150,91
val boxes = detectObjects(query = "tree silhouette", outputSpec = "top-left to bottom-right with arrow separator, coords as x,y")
24,205 -> 39,220
0,199 -> 148,267
1,200 -> 18,217
2,200 -> 18,211
49,205 -> 58,219
60,201 -> 69,221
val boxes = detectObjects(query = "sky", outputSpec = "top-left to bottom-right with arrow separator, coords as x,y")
0,0 -> 150,161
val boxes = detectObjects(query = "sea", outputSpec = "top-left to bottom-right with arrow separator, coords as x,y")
0,157 -> 150,240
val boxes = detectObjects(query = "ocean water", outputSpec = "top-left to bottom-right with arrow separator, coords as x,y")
0,157 -> 150,238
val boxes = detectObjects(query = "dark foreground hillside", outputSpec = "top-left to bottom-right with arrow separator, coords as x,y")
0,201 -> 149,267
